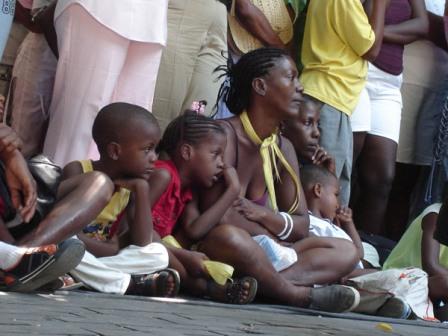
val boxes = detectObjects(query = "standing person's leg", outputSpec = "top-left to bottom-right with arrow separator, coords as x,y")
350,87 -> 371,165
19,171 -> 114,247
10,33 -> 57,158
43,4 -> 129,167
152,0 -> 210,130
182,0 -> 227,114
319,104 -> 353,206
354,66 -> 402,235
111,42 -> 163,110
385,84 -> 430,239
82,41 -> 164,159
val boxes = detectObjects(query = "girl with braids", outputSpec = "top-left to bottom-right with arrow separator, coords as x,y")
193,47 -> 362,312
148,110 -> 258,304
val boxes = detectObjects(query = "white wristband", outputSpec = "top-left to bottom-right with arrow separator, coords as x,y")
279,213 -> 293,240
277,212 -> 289,237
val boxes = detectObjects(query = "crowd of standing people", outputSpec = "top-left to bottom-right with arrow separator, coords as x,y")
1,0 -> 448,323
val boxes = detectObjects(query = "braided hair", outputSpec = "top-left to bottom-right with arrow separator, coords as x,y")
215,47 -> 290,115
158,111 -> 225,157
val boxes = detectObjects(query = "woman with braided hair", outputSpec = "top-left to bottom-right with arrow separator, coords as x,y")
180,47 -> 363,312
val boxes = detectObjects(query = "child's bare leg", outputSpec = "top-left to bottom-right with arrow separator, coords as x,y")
199,225 -> 312,307
428,274 -> 448,302
281,237 -> 359,285
18,172 -> 114,246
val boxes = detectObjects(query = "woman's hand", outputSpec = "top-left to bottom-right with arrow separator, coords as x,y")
233,197 -> 267,223
0,124 -> 22,154
311,146 -> 336,174
3,150 -> 37,223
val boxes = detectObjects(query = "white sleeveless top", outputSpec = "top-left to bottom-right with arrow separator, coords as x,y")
55,0 -> 168,45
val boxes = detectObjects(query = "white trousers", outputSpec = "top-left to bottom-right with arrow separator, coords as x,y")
43,4 -> 163,166
70,243 -> 169,295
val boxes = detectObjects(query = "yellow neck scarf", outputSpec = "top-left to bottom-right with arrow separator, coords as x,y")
240,111 -> 300,213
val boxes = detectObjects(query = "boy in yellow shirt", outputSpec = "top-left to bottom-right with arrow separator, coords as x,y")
300,0 -> 387,205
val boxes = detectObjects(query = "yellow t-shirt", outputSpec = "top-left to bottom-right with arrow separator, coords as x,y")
300,0 -> 375,115
383,203 -> 448,270
80,160 -> 130,241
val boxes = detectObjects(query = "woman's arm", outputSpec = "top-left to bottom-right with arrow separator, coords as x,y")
234,0 -> 285,49
421,211 -> 448,277
383,0 -> 428,44
276,137 -> 309,240
226,137 -> 309,241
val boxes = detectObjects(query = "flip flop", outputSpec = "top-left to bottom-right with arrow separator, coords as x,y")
225,277 -> 258,304
2,239 -> 85,293
130,268 -> 180,298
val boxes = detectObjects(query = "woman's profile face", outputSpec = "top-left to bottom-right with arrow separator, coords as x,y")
262,56 -> 304,119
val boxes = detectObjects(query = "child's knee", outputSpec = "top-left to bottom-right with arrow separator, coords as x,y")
83,171 -> 114,200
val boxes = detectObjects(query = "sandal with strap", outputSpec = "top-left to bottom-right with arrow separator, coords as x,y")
127,268 -> 180,298
207,276 -> 258,304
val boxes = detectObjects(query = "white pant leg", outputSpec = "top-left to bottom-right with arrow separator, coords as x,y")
70,243 -> 169,294
10,33 -> 57,158
43,4 -> 129,167
112,41 -> 163,111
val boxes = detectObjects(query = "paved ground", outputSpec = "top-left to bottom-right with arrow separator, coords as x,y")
1,290 -> 446,336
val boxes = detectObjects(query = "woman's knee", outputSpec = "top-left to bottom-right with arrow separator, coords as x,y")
321,237 -> 359,270
359,163 -> 395,196
200,225 -> 255,259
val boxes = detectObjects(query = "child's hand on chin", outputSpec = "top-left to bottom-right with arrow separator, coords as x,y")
335,207 -> 354,228
233,197 -> 267,223
222,165 -> 241,196
113,178 -> 149,192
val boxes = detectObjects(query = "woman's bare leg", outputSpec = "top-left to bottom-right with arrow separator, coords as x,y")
199,225 -> 312,307
281,237 -> 358,285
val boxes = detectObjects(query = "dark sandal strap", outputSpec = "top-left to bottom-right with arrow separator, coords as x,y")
225,277 -> 257,304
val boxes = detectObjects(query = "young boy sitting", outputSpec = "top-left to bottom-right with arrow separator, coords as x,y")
300,165 -> 366,272
300,165 -> 417,319
62,103 -> 179,297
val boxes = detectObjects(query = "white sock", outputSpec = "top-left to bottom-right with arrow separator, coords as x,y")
0,242 -> 27,270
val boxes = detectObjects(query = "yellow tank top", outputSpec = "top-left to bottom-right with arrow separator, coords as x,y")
80,160 -> 130,241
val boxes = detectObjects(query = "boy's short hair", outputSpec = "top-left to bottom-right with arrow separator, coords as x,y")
92,102 -> 158,153
300,165 -> 337,190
